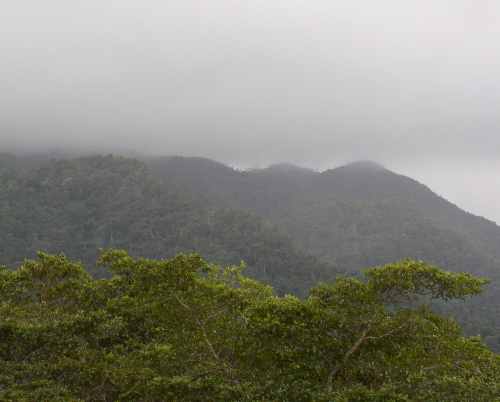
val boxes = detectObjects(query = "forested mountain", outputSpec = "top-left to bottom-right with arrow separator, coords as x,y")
0,154 -> 335,295
1,153 -> 500,350
147,157 -> 500,276
147,156 -> 500,349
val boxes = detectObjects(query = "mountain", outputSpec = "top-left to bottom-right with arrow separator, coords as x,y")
0,154 -> 336,296
2,152 -> 499,349
147,156 -> 500,349
146,157 -> 498,275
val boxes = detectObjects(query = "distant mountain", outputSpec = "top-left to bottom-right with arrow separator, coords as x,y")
2,152 -> 499,350
0,154 -> 336,296
147,156 -> 500,349
147,157 -> 499,275
256,163 -> 317,176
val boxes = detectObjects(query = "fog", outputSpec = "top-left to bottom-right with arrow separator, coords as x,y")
1,1 -> 500,221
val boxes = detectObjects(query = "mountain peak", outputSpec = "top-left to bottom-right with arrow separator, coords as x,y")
265,163 -> 315,174
341,160 -> 386,171
322,160 -> 387,176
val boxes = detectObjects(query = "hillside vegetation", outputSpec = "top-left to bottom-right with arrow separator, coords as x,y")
0,155 -> 335,296
148,156 -> 500,349
1,153 -> 500,350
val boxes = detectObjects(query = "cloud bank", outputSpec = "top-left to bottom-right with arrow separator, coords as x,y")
1,1 -> 499,220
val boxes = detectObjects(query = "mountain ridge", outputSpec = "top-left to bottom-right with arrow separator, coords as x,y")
1,152 -> 499,349
146,155 -> 500,349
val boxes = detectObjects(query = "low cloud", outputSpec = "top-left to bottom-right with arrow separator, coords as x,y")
1,1 -> 499,221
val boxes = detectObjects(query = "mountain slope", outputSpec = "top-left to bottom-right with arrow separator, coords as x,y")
2,153 -> 499,349
147,157 -> 500,349
0,155 -> 336,295
147,157 -> 500,276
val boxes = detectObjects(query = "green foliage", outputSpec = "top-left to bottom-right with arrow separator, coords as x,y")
366,259 -> 488,301
0,155 -> 335,295
1,252 -> 498,401
147,156 -> 500,351
2,153 -> 500,350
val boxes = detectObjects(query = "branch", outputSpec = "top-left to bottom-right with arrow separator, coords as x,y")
365,322 -> 407,341
174,294 -> 220,361
327,325 -> 371,392
173,294 -> 252,400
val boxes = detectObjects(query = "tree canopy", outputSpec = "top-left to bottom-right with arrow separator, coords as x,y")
1,251 -> 498,401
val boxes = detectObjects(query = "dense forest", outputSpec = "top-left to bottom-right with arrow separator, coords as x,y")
0,154 -> 335,296
147,156 -> 500,350
1,251 -> 499,401
1,152 -> 500,355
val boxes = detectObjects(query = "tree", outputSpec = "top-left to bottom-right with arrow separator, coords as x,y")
0,252 -> 498,401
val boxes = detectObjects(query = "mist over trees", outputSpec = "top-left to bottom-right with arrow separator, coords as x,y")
3,2 -> 500,400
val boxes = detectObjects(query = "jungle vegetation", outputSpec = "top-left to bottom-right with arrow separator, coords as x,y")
1,251 -> 499,401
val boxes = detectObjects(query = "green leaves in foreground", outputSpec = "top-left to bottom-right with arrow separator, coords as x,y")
0,252 -> 498,401
366,259 -> 488,301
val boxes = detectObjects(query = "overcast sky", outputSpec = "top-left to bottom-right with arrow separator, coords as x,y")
1,1 -> 500,221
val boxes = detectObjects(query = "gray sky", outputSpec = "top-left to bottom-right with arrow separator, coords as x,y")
1,1 -> 500,221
